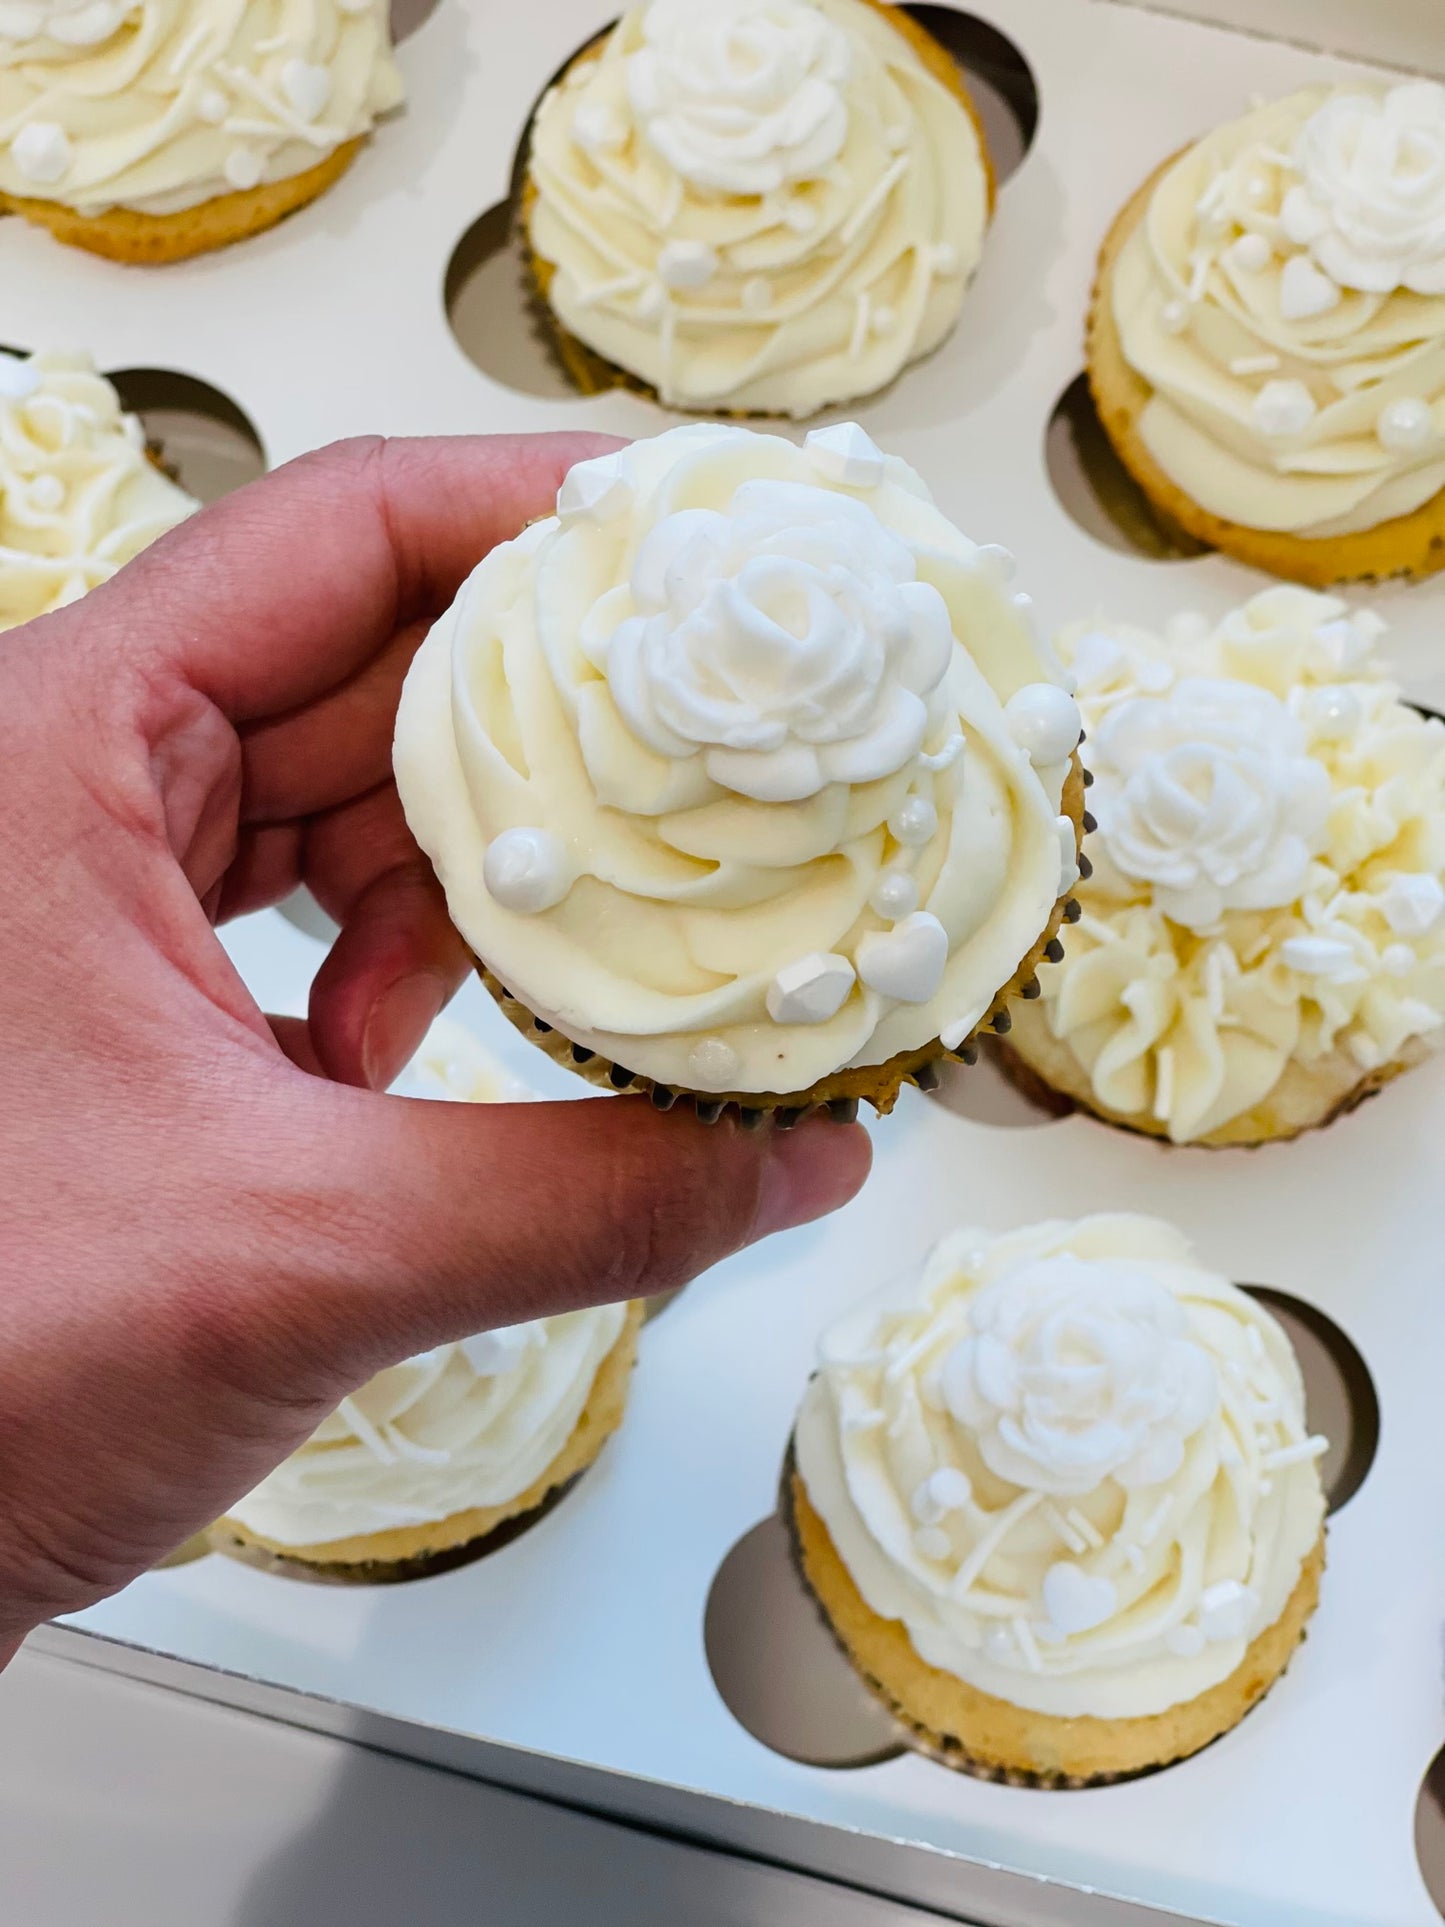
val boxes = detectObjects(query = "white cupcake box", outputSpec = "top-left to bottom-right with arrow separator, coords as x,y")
19,2 -> 1445,1923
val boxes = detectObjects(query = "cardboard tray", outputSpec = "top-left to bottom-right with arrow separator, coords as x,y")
15,2 -> 1445,1922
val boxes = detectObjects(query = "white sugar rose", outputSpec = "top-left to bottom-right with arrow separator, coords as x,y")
1282,81 -> 1445,296
604,478 -> 954,802
627,0 -> 851,195
941,1255 -> 1219,1498
0,0 -> 128,44
1089,677 -> 1332,932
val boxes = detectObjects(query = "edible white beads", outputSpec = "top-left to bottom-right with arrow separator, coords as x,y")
1004,683 -> 1082,766
888,796 -> 937,846
482,827 -> 573,914
869,870 -> 920,921
688,1037 -> 741,1089
1251,378 -> 1316,437
1376,397 -> 1433,452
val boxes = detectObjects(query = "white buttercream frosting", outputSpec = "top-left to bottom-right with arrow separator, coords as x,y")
794,1214 -> 1326,1720
228,1018 -> 629,1548
0,349 -> 195,631
1112,84 -> 1445,537
1021,588 -> 1445,1142
393,424 -> 1075,1097
525,0 -> 988,416
0,0 -> 403,217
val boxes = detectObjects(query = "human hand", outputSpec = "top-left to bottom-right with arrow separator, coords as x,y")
0,435 -> 870,1660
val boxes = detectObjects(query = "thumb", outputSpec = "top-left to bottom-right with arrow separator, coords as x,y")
242,1080 -> 871,1388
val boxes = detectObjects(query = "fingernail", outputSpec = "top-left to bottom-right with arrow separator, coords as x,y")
751,1119 -> 872,1242
362,972 -> 448,1090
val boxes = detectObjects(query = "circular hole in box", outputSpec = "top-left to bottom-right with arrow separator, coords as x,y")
901,7 -> 1038,185
1045,371 -> 1211,561
444,25 -> 613,400
705,1512 -> 907,1768
930,1036 -> 1067,1129
1416,1748 -> 1445,1919
108,368 -> 266,506
1244,1288 -> 1378,1513
390,0 -> 441,42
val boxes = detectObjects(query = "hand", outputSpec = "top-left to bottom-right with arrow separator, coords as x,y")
0,435 -> 870,1660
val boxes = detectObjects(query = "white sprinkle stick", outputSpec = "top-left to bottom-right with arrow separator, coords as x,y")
1261,1436 -> 1329,1471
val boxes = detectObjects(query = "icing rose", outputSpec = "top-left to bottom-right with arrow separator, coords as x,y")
1283,81 -> 1445,296
1088,678 -> 1331,932
0,0 -> 127,44
605,480 -> 953,802
796,1215 -> 1326,1719
941,1253 -> 1219,1497
627,0 -> 851,195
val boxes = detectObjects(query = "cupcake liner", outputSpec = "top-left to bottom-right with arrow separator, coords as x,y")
783,1448 -> 1323,1785
480,760 -> 1086,1124
520,0 -> 996,418
1087,156 -> 1445,587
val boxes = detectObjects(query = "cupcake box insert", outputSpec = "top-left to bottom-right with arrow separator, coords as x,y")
21,1 -> 1445,1923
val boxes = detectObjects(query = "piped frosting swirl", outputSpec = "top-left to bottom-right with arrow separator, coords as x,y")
1112,83 -> 1445,537
794,1213 -> 1326,1720
0,349 -> 195,631
1024,588 -> 1445,1143
393,423 -> 1077,1097
525,0 -> 988,416
0,0 -> 403,217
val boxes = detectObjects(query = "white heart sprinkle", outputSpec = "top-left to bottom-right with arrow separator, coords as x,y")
1278,253 -> 1340,321
1041,1563 -> 1117,1636
856,911 -> 948,1004
281,58 -> 332,124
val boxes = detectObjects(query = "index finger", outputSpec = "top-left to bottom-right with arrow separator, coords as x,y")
92,431 -> 618,724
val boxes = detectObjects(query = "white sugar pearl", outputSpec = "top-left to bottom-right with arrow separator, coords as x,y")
482,827 -> 573,914
1382,943 -> 1416,977
224,146 -> 264,191
913,1526 -> 952,1561
1003,683 -> 1081,766
931,241 -> 961,275
28,473 -> 63,511
1377,397 -> 1433,452
571,99 -> 626,152
741,276 -> 772,313
197,86 -> 229,124
1303,685 -> 1362,738
869,870 -> 920,921
888,796 -> 937,846
871,304 -> 897,336
0,353 -> 39,401
1159,298 -> 1190,334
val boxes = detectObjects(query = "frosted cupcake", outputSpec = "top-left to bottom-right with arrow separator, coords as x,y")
791,1215 -> 1327,1782
524,0 -> 991,416
394,422 -> 1086,1121
213,1020 -> 642,1580
0,350 -> 196,631
1092,82 -> 1445,584
0,1 -> 403,263
1007,587 -> 1445,1146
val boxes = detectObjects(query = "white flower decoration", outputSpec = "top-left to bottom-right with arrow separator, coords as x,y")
627,0 -> 851,196
605,478 -> 954,803
1282,82 -> 1445,296
1088,677 -> 1332,932
941,1255 -> 1219,1498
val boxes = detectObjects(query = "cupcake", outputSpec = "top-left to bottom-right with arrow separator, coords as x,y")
0,1 -> 403,264
1091,82 -> 1445,585
393,422 -> 1086,1121
1007,587 -> 1445,1146
212,1019 -> 643,1580
523,0 -> 992,416
791,1214 -> 1327,1782
0,349 -> 196,631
